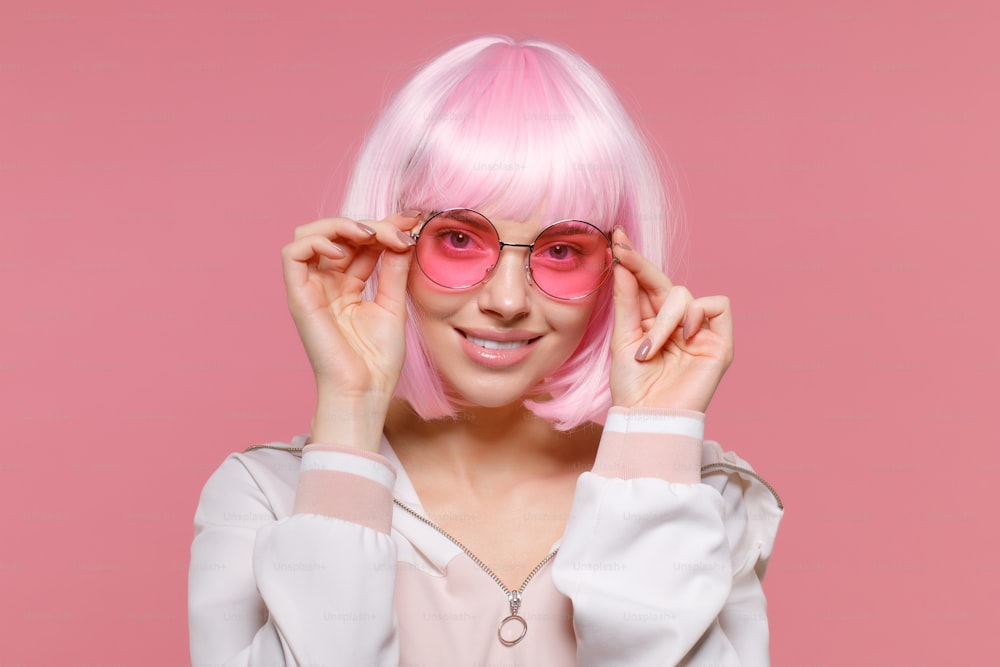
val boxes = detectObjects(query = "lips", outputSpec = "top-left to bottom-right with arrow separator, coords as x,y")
464,334 -> 534,350
457,328 -> 542,345
455,328 -> 542,368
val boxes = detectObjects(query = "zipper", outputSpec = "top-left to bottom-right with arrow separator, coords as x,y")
242,445 -> 784,516
243,445 -> 784,635
243,444 -> 551,645
393,498 -> 555,647
243,444 -> 304,453
243,445 -> 783,512
701,461 -> 784,510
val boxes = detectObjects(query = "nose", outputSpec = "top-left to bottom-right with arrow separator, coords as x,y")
477,246 -> 532,320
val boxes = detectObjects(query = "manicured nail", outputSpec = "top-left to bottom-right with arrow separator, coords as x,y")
329,242 -> 347,257
614,241 -> 633,252
396,230 -> 417,247
400,209 -> 422,217
635,338 -> 652,361
683,317 -> 696,340
356,222 -> 376,235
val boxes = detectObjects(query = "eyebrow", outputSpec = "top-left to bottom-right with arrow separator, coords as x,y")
432,211 -> 495,237
437,210 -> 606,241
442,209 -> 487,225
538,223 -> 606,239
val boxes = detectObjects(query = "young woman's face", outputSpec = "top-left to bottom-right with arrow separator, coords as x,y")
407,213 -> 601,409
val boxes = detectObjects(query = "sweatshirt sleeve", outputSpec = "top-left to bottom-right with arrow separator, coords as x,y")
188,443 -> 400,667
550,407 -> 783,667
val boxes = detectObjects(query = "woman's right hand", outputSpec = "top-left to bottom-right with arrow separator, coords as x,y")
280,211 -> 421,450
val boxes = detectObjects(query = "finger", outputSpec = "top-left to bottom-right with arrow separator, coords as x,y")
681,299 -> 705,341
373,246 -> 415,319
374,225 -> 418,253
388,210 -> 425,230
312,239 -> 353,275
331,212 -> 422,284
635,285 -> 693,361
612,230 -> 656,322
293,217 -> 378,243
611,260 -> 644,352
612,228 -> 673,307
337,215 -> 419,282
281,235 -> 350,289
637,288 -> 658,324
686,295 -> 733,341
342,244 -> 386,283
360,212 -> 421,252
293,211 -> 423,243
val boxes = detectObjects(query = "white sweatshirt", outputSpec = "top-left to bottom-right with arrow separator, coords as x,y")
189,406 -> 784,666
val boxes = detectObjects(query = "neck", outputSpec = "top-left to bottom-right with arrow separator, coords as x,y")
384,399 -> 600,490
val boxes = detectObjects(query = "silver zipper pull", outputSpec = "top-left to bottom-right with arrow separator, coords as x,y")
393,499 -> 557,648
497,590 -> 527,647
507,589 -> 522,615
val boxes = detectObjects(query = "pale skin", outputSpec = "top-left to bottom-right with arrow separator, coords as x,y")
280,211 -> 734,588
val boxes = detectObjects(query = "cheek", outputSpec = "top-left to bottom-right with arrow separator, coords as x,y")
552,301 -> 599,346
568,285 -> 612,335
406,268 -> 467,325
406,266 -> 443,311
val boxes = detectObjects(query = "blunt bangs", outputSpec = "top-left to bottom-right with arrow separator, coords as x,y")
399,43 -> 629,232
342,36 -> 674,430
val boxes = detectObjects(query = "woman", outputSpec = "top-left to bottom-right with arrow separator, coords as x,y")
189,35 -> 783,666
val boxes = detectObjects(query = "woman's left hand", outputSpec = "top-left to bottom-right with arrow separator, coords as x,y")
609,228 -> 734,413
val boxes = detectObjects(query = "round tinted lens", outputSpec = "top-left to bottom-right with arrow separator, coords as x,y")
415,210 -> 500,289
530,221 -> 613,299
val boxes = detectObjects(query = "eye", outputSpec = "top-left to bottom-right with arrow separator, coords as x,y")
442,230 -> 472,249
536,242 -> 583,263
432,228 -> 480,251
544,243 -> 575,260
428,225 -> 492,259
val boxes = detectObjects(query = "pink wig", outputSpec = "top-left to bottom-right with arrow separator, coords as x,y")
342,35 -> 678,430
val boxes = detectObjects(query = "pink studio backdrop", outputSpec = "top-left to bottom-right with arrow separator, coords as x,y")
1,0 -> 996,664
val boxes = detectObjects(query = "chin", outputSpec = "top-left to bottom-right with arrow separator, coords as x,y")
449,389 -> 529,411
444,377 -> 547,412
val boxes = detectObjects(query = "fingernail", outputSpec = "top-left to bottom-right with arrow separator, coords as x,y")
400,209 -> 422,217
329,242 -> 347,257
614,241 -> 633,252
356,222 -> 376,235
635,338 -> 652,361
396,230 -> 417,247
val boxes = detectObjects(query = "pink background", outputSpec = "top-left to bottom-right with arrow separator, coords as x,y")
2,0 -> 996,663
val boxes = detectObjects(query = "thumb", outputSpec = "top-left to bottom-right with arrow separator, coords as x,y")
611,260 -> 643,353
373,247 -> 414,319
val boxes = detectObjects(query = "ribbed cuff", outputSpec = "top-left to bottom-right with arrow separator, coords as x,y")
591,406 -> 704,483
292,443 -> 398,534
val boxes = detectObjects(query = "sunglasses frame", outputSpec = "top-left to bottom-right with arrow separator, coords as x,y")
409,207 -> 618,301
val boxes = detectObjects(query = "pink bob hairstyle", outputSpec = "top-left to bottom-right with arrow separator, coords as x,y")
343,35 -> 679,430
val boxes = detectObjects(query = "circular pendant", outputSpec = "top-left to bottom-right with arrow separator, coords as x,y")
497,614 -> 528,646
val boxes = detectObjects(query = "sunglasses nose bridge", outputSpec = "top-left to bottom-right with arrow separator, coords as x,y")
487,241 -> 535,285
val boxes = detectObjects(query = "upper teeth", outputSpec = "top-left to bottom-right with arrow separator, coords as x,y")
466,335 -> 530,350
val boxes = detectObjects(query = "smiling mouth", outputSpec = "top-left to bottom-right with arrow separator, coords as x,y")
459,332 -> 541,350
